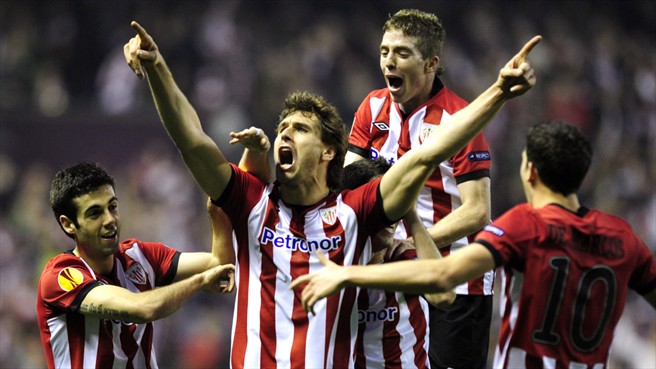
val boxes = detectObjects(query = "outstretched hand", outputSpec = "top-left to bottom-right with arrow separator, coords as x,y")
496,35 -> 542,98
229,126 -> 271,152
289,251 -> 347,315
124,21 -> 161,80
201,263 -> 236,294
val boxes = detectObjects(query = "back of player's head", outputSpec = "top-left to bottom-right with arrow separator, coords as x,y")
50,162 -> 115,238
384,9 -> 445,74
526,121 -> 592,195
279,91 -> 347,192
342,157 -> 392,190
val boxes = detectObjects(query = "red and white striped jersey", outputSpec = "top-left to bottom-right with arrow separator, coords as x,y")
476,204 -> 656,369
355,249 -> 430,369
214,164 -> 392,369
348,82 -> 494,295
37,239 -> 179,369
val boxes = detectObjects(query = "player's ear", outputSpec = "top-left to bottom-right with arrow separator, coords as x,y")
425,55 -> 439,74
60,215 -> 77,238
527,161 -> 538,182
322,146 -> 336,162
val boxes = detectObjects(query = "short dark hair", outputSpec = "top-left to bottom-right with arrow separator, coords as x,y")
384,9 -> 446,75
342,157 -> 392,190
279,91 -> 347,192
526,121 -> 592,195
50,162 -> 115,239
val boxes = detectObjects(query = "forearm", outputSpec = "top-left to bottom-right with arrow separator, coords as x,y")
210,206 -> 236,265
239,148 -> 272,183
406,212 -> 455,306
428,206 -> 489,249
380,87 -> 506,221
138,273 -> 205,322
80,274 -> 205,324
406,211 -> 440,261
143,58 -> 231,198
424,86 -> 506,164
144,60 -> 205,149
344,259 -> 450,294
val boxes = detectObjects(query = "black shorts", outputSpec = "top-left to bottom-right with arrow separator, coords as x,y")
428,294 -> 493,369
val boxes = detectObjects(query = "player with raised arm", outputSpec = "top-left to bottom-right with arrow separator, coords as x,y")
346,11 -> 497,367
125,20 -> 539,368
291,121 -> 656,369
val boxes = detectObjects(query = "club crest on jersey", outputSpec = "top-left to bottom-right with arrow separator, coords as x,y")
126,263 -> 147,285
419,123 -> 437,144
58,267 -> 84,291
320,207 -> 337,225
373,122 -> 389,131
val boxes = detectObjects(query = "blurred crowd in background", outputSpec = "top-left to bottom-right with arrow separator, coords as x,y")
1,0 -> 654,367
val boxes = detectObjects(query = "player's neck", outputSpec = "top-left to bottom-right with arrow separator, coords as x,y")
279,181 -> 330,206
531,188 -> 580,212
73,247 -> 115,275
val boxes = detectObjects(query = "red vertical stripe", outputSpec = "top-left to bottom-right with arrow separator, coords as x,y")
329,209 -> 362,369
397,115 -> 411,157
289,208 -> 310,369
355,291 -> 368,368
231,204 -> 262,369
381,290 -> 402,367
119,323 -> 139,368
67,313 -> 86,368
406,295 -> 428,369
140,324 -> 154,369
95,321 -> 114,368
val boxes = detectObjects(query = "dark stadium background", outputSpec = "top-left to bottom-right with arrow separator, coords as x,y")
1,1 -> 654,367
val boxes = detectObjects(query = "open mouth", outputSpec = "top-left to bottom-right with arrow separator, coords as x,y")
387,76 -> 403,90
101,230 -> 117,240
278,146 -> 295,169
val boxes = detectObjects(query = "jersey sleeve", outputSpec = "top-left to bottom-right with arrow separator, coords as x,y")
342,177 -> 394,236
628,235 -> 656,295
451,131 -> 491,184
39,256 -> 102,313
347,95 -> 374,158
474,204 -> 538,270
125,239 -> 180,286
212,163 -> 267,221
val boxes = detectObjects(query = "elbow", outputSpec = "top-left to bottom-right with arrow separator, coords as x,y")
473,206 -> 491,230
131,301 -> 164,324
428,268 -> 456,294
425,290 -> 456,307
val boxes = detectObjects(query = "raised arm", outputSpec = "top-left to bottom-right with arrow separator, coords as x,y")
380,36 -> 541,221
230,126 -> 272,183
124,21 -> 232,200
174,198 -> 236,288
79,263 -> 234,323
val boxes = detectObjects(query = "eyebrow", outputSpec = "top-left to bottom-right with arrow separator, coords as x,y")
277,120 -> 314,132
82,196 -> 118,216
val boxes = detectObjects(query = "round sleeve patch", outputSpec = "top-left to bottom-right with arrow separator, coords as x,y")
58,267 -> 85,291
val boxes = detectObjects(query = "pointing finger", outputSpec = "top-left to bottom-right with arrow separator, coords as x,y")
512,35 -> 542,68
316,250 -> 329,265
289,275 -> 309,290
131,21 -> 149,40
